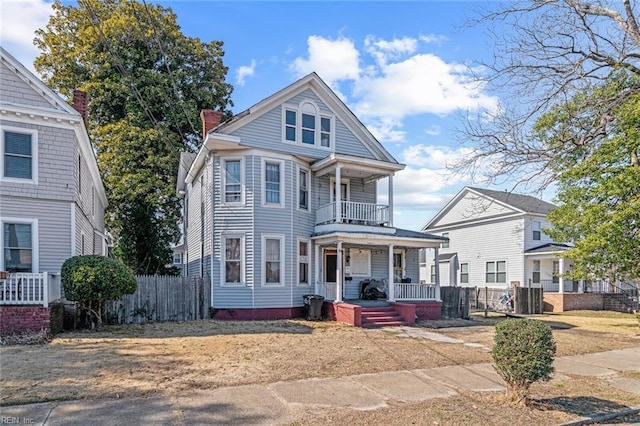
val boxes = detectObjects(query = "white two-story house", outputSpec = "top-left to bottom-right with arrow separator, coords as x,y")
421,186 -> 578,293
0,47 -> 108,314
178,73 -> 446,325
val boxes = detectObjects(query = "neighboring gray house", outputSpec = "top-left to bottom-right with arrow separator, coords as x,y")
178,73 -> 446,322
420,186 -> 578,292
0,46 -> 108,278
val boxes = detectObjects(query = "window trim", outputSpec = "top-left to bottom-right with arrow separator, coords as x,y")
485,260 -> 507,284
297,165 -> 311,212
532,220 -> 541,241
297,238 -> 310,286
1,217 -> 39,272
348,248 -> 371,277
460,262 -> 469,284
281,103 -> 334,150
222,234 -> 245,287
0,126 -> 38,184
441,232 -> 449,249
532,259 -> 541,284
262,234 -> 285,287
222,157 -> 244,205
262,159 -> 284,208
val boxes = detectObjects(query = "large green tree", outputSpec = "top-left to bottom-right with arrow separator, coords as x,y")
536,74 -> 640,281
34,0 -> 233,274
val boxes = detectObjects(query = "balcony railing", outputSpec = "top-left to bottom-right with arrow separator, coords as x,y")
316,201 -> 390,226
0,272 -> 61,306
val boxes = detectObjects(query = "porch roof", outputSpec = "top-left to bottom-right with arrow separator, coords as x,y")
524,242 -> 572,255
437,252 -> 458,262
312,227 -> 446,248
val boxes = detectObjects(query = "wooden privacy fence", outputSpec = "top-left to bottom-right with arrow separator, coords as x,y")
104,275 -> 210,324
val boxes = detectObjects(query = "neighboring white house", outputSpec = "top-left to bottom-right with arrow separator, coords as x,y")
0,46 -> 108,276
420,187 -> 579,292
177,72 -> 446,320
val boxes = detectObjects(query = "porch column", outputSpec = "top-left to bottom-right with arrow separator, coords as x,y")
434,248 -> 441,301
336,241 -> 343,302
578,279 -> 585,293
388,244 -> 395,302
559,257 -> 565,294
388,175 -> 394,227
314,243 -> 321,295
335,164 -> 342,224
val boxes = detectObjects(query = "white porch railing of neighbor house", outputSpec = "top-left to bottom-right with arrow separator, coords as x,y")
0,272 -> 61,306
537,279 -> 578,293
315,201 -> 390,226
395,282 -> 437,301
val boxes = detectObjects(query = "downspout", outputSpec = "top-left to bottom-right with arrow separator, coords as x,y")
290,161 -> 294,307
252,155 -> 255,310
210,154 -> 215,308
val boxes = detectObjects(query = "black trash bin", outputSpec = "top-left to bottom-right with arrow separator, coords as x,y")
302,294 -> 324,320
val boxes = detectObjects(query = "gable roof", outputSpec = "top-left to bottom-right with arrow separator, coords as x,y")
212,72 -> 397,164
0,47 -> 108,207
469,187 -> 556,215
0,46 -> 79,115
423,186 -> 556,231
525,243 -> 572,255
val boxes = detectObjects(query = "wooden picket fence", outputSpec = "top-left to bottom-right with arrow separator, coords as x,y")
104,275 -> 211,324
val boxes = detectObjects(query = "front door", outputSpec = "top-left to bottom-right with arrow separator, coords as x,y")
325,253 -> 337,283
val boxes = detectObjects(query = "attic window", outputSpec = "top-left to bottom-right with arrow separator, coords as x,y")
282,102 -> 333,149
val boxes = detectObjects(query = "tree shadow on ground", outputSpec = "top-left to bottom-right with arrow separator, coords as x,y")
531,396 -> 632,418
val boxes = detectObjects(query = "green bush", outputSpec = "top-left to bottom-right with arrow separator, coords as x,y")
492,319 -> 556,405
61,255 -> 137,330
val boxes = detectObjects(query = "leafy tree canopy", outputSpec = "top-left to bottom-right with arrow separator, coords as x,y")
540,74 -> 640,280
34,0 -> 233,274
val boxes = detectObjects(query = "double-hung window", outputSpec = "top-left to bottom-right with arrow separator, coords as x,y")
285,109 -> 296,142
2,128 -> 37,182
3,222 -> 34,272
442,232 -> 449,248
224,236 -> 243,284
264,235 -> 283,285
430,265 -> 436,283
301,113 -> 315,145
532,220 -> 541,241
320,117 -> 331,147
224,159 -> 242,203
460,263 -> 469,284
298,239 -> 309,285
486,261 -> 506,283
264,160 -> 282,206
532,260 -> 541,284
298,167 -> 309,210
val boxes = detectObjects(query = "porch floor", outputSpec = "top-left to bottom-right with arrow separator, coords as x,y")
343,299 -> 390,308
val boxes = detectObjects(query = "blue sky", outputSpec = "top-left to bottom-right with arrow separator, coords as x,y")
1,0 -> 523,231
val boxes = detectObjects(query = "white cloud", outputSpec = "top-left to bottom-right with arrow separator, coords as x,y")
290,35 -> 360,88
289,34 -> 499,144
0,0 -> 53,74
400,144 -> 473,169
420,34 -> 449,44
235,59 -> 256,86
425,125 -> 441,136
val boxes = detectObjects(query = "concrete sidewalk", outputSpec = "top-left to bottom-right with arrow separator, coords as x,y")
1,347 -> 638,425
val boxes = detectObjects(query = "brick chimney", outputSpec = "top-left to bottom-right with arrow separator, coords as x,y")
200,109 -> 223,139
72,89 -> 88,123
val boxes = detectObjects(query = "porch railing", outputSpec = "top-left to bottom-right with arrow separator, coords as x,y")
315,201 -> 390,226
536,279 -> 578,293
395,282 -> 437,301
319,282 -> 337,301
0,272 -> 60,306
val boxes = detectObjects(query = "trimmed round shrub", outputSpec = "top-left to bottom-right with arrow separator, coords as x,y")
61,255 -> 137,330
492,318 -> 556,405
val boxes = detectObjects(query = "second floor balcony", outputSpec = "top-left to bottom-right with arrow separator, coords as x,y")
316,201 -> 390,226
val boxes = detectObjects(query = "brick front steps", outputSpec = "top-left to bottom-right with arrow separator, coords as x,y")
361,306 -> 407,328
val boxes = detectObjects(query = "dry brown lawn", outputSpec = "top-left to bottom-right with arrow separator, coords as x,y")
1,310 -> 639,425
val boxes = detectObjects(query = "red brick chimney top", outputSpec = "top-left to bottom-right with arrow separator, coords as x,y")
200,109 -> 224,139
72,89 -> 88,123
